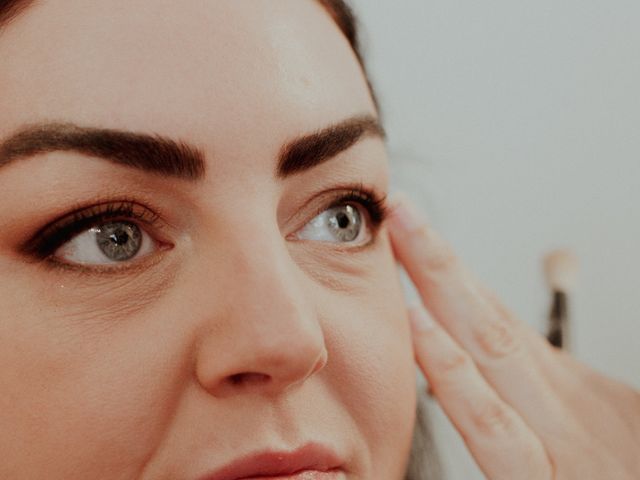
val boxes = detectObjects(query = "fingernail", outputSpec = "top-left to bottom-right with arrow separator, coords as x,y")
389,193 -> 425,232
409,304 -> 436,332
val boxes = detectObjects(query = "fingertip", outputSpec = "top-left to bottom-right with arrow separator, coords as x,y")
387,191 -> 409,211
387,193 -> 427,233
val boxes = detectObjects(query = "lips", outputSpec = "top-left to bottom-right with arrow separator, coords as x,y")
197,443 -> 344,480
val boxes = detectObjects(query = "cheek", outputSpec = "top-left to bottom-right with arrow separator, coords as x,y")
0,286 -> 188,478
320,235 -> 417,475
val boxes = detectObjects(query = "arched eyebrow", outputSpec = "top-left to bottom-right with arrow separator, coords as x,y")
0,114 -> 385,181
0,122 -> 206,180
276,114 -> 385,178
0,0 -> 36,30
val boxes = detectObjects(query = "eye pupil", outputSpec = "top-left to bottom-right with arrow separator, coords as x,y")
96,222 -> 142,261
336,212 -> 350,229
111,231 -> 129,245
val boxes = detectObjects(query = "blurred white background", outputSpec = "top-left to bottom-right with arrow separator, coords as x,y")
348,0 -> 640,477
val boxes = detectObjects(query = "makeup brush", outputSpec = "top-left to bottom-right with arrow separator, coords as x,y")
543,249 -> 578,350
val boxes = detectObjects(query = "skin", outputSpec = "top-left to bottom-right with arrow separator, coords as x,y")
388,196 -> 640,479
2,1 -> 638,479
0,1 -> 416,479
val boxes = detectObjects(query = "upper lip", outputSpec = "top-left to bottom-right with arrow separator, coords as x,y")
197,442 -> 343,480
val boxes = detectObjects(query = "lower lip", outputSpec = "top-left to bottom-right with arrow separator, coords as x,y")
242,471 -> 344,480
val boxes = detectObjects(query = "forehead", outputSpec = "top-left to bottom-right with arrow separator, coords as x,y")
0,0 -> 375,168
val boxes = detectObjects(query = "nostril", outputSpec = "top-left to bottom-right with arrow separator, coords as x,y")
228,372 -> 271,386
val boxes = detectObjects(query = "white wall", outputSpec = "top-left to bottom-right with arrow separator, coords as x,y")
348,0 -> 640,478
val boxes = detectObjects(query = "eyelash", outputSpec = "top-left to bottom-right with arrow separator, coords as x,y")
319,184 -> 389,233
22,185 -> 389,264
23,200 -> 162,260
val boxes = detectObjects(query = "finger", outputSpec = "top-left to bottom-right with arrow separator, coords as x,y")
408,305 -> 552,480
387,195 -> 568,438
476,282 -> 553,356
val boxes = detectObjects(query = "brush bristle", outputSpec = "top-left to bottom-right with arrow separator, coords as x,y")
543,249 -> 579,292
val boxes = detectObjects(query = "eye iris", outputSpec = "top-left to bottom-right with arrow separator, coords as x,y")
328,205 -> 361,242
95,222 -> 142,261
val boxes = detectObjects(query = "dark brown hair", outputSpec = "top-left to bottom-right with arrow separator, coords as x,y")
317,0 -> 380,110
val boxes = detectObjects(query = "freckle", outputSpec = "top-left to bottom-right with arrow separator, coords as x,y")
300,76 -> 311,86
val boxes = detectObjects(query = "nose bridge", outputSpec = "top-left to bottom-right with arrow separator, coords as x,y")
234,232 -> 304,324
195,225 -> 328,396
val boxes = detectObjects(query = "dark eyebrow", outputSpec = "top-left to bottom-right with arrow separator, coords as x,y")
0,0 -> 36,30
277,114 -> 385,179
0,122 -> 206,180
0,114 -> 384,182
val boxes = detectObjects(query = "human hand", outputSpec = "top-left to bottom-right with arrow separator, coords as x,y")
387,194 -> 640,479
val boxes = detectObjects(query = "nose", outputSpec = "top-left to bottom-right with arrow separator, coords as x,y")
194,235 -> 328,398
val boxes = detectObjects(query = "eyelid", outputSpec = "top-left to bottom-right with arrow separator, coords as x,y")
297,182 -> 386,217
287,183 -> 389,242
41,244 -> 169,276
21,199 -> 167,260
20,186 -> 388,273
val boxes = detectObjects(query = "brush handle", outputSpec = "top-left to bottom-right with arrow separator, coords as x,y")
547,290 -> 568,348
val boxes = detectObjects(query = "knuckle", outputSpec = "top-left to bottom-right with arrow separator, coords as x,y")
473,399 -> 516,437
474,317 -> 522,360
519,435 -> 555,479
436,350 -> 473,378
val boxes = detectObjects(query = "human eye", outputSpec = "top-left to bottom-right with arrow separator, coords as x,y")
23,200 -> 167,270
293,186 -> 389,247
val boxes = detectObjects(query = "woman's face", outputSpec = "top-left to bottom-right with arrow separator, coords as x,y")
0,1 -> 416,478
